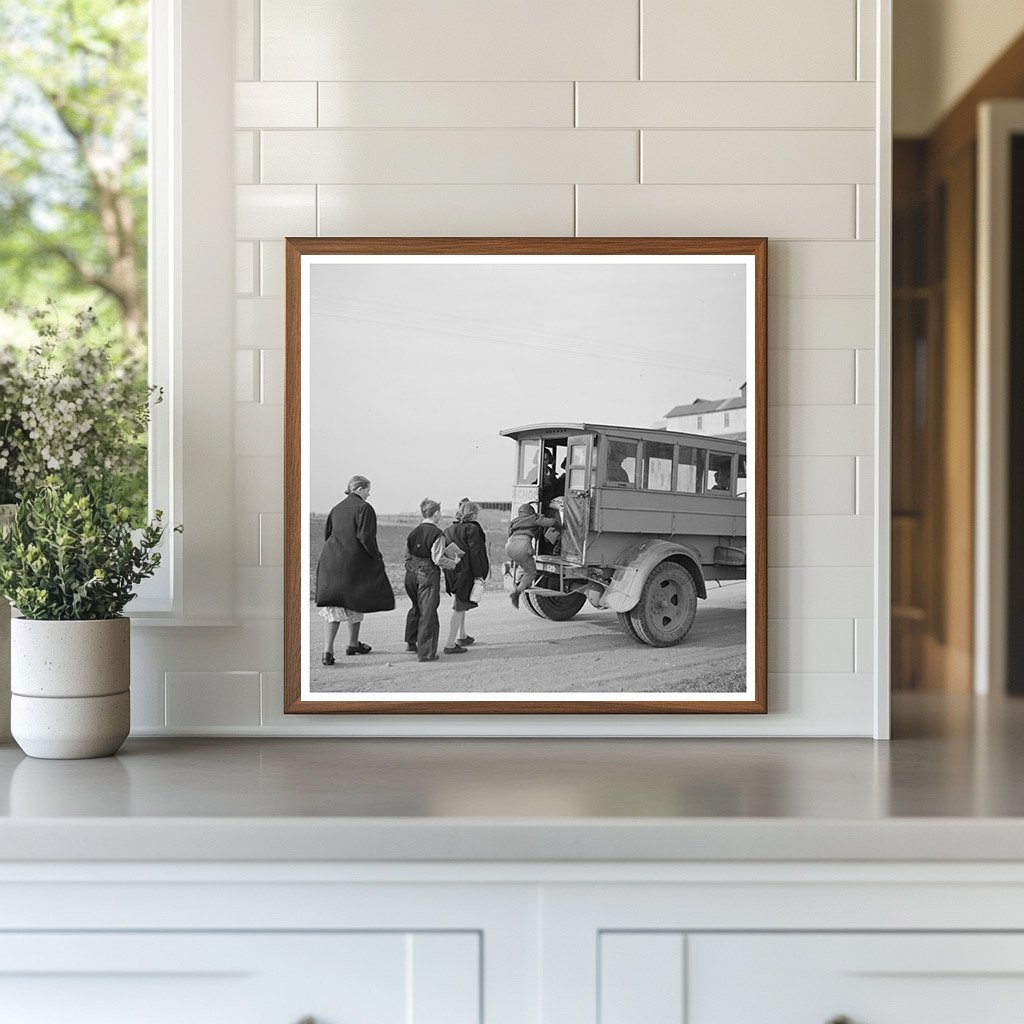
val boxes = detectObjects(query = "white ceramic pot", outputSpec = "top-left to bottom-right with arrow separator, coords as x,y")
0,502 -> 15,744
10,617 -> 131,759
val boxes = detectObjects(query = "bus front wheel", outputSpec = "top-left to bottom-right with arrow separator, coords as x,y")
627,561 -> 698,647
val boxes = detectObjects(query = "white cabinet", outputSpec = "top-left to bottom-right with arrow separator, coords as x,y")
689,934 -> 1024,1024
3,862 -> 1024,1023
540,869 -> 1024,1023
596,933 -> 1024,1024
0,932 -> 480,1024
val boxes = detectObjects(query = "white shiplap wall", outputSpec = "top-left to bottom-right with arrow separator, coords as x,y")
134,0 -> 886,737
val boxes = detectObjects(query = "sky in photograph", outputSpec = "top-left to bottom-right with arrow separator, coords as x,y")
308,259 -> 748,515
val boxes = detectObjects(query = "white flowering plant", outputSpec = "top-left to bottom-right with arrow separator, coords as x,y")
0,478 -> 176,620
0,302 -> 157,519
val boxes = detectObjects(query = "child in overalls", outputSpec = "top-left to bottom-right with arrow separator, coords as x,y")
506,503 -> 558,609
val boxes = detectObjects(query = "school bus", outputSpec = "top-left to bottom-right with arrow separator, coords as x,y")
501,423 -> 747,646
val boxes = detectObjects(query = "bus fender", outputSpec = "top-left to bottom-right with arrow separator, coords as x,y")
599,539 -> 707,613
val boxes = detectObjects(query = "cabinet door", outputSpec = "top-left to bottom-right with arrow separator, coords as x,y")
0,932 -> 480,1024
689,934 -> 1024,1024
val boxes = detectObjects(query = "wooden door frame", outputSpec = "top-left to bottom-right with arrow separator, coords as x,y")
975,100 -> 1024,696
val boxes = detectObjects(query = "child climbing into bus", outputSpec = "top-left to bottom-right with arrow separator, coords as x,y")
506,502 -> 559,609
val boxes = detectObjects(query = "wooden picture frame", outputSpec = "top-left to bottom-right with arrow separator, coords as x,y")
284,237 -> 767,715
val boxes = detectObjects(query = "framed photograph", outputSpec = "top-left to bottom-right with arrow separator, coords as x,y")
284,237 -> 766,714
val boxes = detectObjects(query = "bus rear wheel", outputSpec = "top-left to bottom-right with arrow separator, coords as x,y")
523,591 -> 587,621
628,561 -> 698,647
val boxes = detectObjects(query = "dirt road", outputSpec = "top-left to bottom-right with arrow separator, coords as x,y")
309,582 -> 746,694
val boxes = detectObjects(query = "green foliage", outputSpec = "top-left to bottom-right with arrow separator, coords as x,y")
0,300 -> 155,517
0,0 -> 148,346
0,477 -> 176,620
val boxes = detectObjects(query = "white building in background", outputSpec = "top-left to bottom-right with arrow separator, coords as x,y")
660,384 -> 747,440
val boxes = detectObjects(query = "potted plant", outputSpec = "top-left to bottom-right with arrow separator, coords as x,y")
0,302 -> 158,746
0,479 -> 173,758
0,343 -> 27,743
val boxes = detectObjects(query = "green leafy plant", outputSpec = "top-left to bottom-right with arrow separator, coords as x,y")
0,301 -> 156,516
0,478 -> 178,620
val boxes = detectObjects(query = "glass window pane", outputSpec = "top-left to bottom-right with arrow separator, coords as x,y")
676,446 -> 705,493
706,452 -> 734,494
605,439 -> 637,486
570,444 -> 587,467
736,454 -> 748,497
642,441 -> 674,491
568,468 -> 586,491
518,439 -> 541,484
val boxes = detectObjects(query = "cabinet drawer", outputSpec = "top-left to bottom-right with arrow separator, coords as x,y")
0,932 -> 480,1024
688,933 -> 1024,1024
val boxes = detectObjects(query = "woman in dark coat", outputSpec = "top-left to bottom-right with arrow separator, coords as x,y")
442,501 -> 490,651
315,475 -> 395,664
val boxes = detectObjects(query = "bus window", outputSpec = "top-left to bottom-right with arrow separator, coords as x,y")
736,454 -> 748,497
643,441 -> 674,491
676,446 -> 705,493
605,439 -> 637,487
706,451 -> 734,494
567,442 -> 587,491
518,439 -> 541,484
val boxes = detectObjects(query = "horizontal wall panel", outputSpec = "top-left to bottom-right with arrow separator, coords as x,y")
768,515 -> 873,567
642,130 -> 874,185
769,241 -> 875,296
770,567 -> 874,619
235,0 -> 257,81
261,0 -> 639,81
577,184 -> 854,239
857,183 -> 876,238
770,297 -> 875,349
855,618 -> 873,673
234,131 -> 256,184
235,82 -> 317,127
642,0 -> 857,81
235,511 -> 260,567
318,184 -> 575,235
235,456 -> 283,512
599,933 -> 685,1024
235,350 -> 259,403
856,455 -> 875,515
235,242 -> 255,294
235,567 -> 284,618
765,672 -> 873,729
261,130 -> 638,184
767,457 -> 856,516
770,405 -> 874,456
579,81 -> 874,129
165,672 -> 262,727
235,298 -> 285,350
856,348 -> 875,402
235,403 -> 284,457
260,349 -> 285,404
260,241 -> 285,298
768,618 -> 855,673
858,0 -> 877,81
319,82 -> 574,128
259,513 -> 284,567
136,622 -> 284,680
235,185 -> 316,237
769,350 -> 856,406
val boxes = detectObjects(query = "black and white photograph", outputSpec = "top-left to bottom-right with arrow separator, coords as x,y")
285,238 -> 766,714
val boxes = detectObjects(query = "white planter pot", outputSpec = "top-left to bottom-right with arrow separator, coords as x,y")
10,617 -> 131,759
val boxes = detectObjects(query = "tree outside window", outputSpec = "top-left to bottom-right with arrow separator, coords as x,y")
0,0 -> 149,516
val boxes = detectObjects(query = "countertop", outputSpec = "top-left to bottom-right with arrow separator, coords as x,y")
1,693 -> 1023,862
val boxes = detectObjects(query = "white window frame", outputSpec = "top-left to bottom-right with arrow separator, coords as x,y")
127,0 -> 235,624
